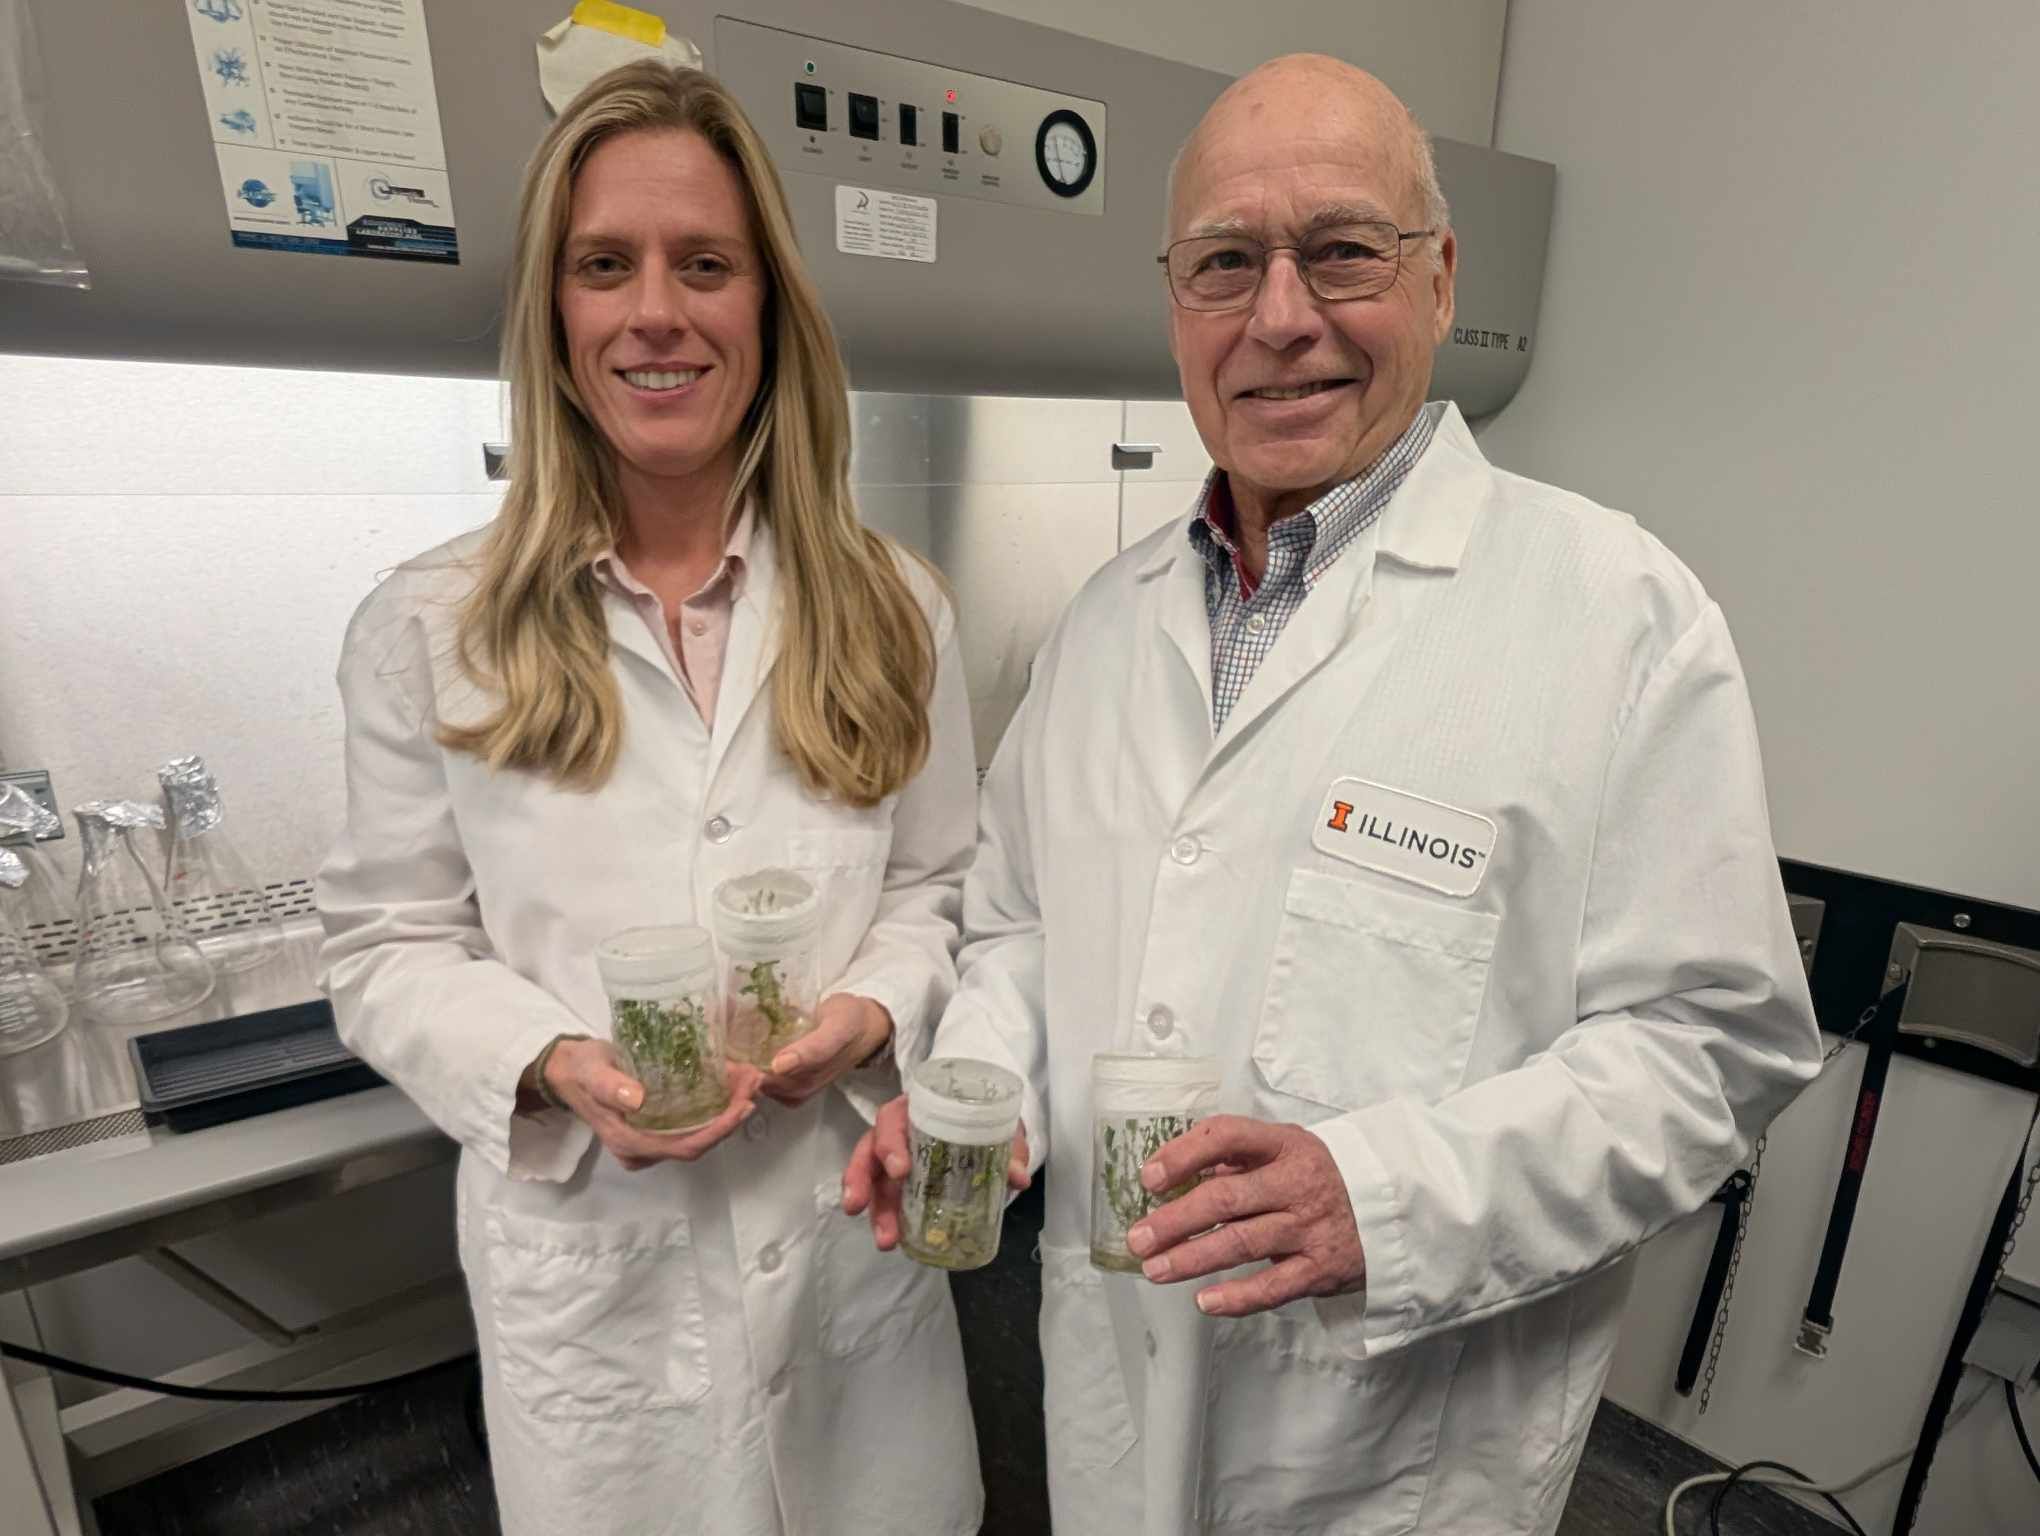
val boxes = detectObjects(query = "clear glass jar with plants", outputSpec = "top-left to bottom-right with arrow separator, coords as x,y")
899,1056 -> 1022,1272
711,869 -> 822,1068
1090,1054 -> 1221,1274
594,925 -> 727,1131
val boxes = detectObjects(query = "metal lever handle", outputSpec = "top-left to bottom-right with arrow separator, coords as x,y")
1111,442 -> 1165,471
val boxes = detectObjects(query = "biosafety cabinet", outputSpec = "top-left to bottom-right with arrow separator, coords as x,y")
2,0 -> 1552,409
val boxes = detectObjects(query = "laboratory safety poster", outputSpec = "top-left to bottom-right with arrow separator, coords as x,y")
182,0 -> 459,263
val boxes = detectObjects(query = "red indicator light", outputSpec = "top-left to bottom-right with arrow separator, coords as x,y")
946,88 -> 957,103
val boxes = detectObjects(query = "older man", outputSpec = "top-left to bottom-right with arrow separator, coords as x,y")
848,53 -> 1821,1535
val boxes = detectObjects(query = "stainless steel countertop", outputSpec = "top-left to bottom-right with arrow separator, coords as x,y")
0,923 -> 449,1281
2,921 -> 330,1143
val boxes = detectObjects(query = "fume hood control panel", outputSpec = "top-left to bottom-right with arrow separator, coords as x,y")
715,18 -> 1106,217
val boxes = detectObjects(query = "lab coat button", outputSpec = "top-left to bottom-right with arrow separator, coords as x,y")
1145,1005 -> 1174,1039
1169,836 -> 1200,866
705,815 -> 732,844
757,1241 -> 783,1275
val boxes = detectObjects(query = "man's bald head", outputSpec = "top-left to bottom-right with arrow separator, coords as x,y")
1168,55 -> 1448,245
1159,52 -> 1459,533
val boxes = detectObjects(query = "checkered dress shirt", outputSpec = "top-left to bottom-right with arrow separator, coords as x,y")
1188,401 -> 1443,729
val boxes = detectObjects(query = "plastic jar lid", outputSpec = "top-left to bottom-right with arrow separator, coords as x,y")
909,1056 -> 1024,1146
711,869 -> 822,951
1091,1052 -> 1222,1114
1090,1053 -> 1221,1087
594,924 -> 715,991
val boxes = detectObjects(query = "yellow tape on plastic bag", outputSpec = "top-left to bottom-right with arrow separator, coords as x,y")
572,1 -> 665,48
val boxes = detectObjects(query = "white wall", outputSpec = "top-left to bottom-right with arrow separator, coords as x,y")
0,356 -> 507,900
952,0 -> 1509,146
1484,0 -> 2040,915
1487,2 -> 2040,1529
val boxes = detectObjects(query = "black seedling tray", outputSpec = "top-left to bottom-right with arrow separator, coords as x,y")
128,999 -> 383,1132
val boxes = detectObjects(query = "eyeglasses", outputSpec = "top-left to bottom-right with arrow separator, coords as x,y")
1157,221 -> 1435,312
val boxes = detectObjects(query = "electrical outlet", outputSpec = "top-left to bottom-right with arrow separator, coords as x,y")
0,769 -> 63,843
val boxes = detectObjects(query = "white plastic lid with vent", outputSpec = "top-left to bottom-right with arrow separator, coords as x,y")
1091,1052 -> 1222,1116
594,924 -> 715,999
908,1056 -> 1024,1146
711,868 -> 822,960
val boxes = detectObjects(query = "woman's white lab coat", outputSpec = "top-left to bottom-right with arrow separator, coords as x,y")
932,403 -> 1824,1536
317,521 -> 983,1536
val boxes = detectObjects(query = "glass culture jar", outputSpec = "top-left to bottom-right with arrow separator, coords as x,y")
594,924 -> 728,1132
899,1056 -> 1023,1272
710,868 -> 822,1068
1090,1054 -> 1221,1275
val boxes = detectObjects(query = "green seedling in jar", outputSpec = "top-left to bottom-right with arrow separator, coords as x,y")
1093,1113 -> 1201,1272
611,994 -> 725,1130
900,1130 -> 1010,1271
734,959 -> 809,1059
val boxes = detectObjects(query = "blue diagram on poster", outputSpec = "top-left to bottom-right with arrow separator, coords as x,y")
237,179 -> 275,208
194,0 -> 243,22
211,48 -> 249,86
219,110 -> 258,136
290,163 -> 337,226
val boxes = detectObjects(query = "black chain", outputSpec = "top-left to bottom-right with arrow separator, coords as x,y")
1698,1132 -> 1761,1415
1988,1115 -> 2040,1318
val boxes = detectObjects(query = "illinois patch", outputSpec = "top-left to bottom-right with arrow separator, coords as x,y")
1312,777 -> 1497,898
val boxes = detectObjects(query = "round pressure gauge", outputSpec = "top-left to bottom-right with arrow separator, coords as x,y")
1035,109 -> 1097,198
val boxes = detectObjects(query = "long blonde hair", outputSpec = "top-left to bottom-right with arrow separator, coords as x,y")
441,63 -> 934,806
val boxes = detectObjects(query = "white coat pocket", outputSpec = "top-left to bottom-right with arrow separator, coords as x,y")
1039,1245 -> 1136,1472
811,1181 -> 943,1357
482,1210 -> 711,1422
1209,1317 -> 1464,1535
1255,868 -> 1499,1111
788,825 -> 892,970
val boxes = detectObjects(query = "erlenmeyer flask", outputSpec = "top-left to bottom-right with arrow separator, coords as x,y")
159,756 -> 283,975
0,782 -> 78,981
0,848 -> 69,1057
72,800 -> 215,1025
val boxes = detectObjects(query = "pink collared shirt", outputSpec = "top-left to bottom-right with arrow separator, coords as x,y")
591,503 -> 755,728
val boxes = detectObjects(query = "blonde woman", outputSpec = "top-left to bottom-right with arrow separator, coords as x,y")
316,64 -> 981,1535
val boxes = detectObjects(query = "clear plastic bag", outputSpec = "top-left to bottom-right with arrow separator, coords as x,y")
0,0 -> 91,289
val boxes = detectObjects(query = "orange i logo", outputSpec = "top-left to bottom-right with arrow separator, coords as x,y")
1326,801 -> 1354,833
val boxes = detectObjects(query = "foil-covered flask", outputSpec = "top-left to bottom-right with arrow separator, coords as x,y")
73,799 -> 215,1025
159,755 -> 284,976
0,847 -> 70,1056
0,781 -> 77,992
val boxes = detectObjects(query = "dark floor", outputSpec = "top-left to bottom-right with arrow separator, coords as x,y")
94,1180 -> 1836,1536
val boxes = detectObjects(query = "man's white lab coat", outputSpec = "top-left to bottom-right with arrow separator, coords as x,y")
933,404 -> 1822,1535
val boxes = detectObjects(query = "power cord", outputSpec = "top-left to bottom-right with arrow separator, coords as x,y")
1661,1377 -> 1993,1535
1704,1460 -> 1867,1536
2011,1379 -> 2040,1485
0,1338 -> 474,1403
